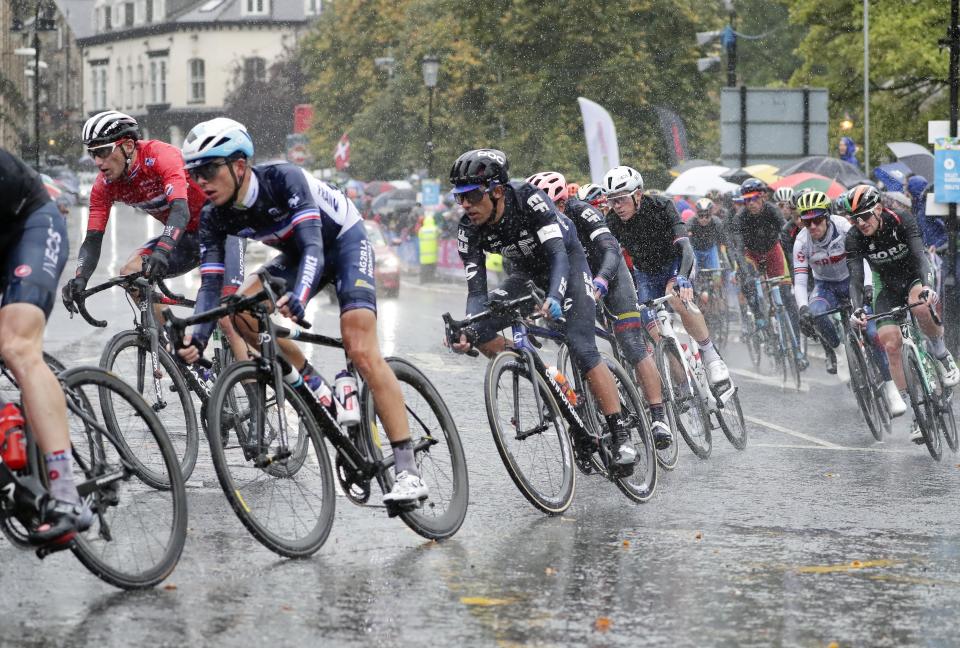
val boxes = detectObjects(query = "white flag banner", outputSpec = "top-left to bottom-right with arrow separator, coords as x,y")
578,97 -> 620,184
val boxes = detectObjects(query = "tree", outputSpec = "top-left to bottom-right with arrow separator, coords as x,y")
790,0 -> 948,168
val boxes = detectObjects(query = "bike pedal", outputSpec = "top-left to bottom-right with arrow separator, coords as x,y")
384,500 -> 421,518
35,532 -> 76,559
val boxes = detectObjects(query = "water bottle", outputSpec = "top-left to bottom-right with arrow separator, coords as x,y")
334,370 -> 361,425
307,374 -> 336,416
0,402 -> 26,470
546,366 -> 577,406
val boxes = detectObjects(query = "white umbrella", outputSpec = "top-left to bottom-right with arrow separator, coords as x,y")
665,165 -> 737,197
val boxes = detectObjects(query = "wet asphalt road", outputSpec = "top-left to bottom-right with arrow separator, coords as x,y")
3,205 -> 960,647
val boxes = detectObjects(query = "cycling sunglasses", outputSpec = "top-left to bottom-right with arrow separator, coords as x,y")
188,160 -> 228,182
852,210 -> 876,223
802,215 -> 828,228
454,187 -> 488,205
87,141 -> 121,160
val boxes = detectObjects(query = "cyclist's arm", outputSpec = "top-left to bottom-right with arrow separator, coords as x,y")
287,215 -> 325,305
155,146 -> 195,251
188,208 -> 227,346
846,236 -> 866,310
458,225 -> 488,316
667,201 -> 695,278
74,180 -> 112,281
527,201 -> 569,303
154,199 -> 190,255
905,215 -> 935,288
792,238 -> 810,307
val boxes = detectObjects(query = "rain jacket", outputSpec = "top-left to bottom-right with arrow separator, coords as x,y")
909,175 -> 946,250
839,137 -> 860,170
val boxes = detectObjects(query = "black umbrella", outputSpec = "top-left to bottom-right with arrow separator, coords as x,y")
720,168 -> 756,184
886,142 -> 934,181
777,156 -> 868,188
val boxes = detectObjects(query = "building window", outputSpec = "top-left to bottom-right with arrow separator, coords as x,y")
104,4 -> 112,30
137,63 -> 144,107
242,0 -> 269,16
189,58 -> 205,103
115,66 -> 123,106
145,0 -> 154,22
91,65 -> 108,110
243,57 -> 266,84
124,2 -> 135,27
150,59 -> 167,104
305,0 -> 321,15
126,65 -> 134,109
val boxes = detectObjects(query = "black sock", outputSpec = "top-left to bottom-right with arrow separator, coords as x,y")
649,403 -> 667,423
604,413 -> 626,435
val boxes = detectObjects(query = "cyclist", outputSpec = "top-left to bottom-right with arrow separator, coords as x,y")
689,198 -> 728,274
527,171 -> 672,449
846,185 -> 959,439
603,165 -> 730,385
62,111 -> 246,310
449,150 -> 640,472
577,183 -> 608,214
173,118 -> 427,503
775,187 -> 800,272
728,178 -> 805,363
0,148 -> 89,543
792,191 -> 885,381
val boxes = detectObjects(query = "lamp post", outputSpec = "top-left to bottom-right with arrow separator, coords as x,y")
12,1 -> 57,168
421,55 -> 439,178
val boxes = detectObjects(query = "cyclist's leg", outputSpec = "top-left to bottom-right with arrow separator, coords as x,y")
667,263 -> 730,383
765,244 -> 802,344
808,281 -> 842,349
739,252 -> 762,321
909,280 -> 958,384
0,204 -> 89,538
219,235 -> 250,361
874,282 -> 907,390
865,271 -> 891,381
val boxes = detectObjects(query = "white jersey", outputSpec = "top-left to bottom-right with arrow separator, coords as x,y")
793,214 -> 870,306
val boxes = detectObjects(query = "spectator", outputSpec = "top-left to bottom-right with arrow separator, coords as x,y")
838,136 -> 860,169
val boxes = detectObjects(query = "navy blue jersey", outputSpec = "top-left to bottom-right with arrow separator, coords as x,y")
457,181 -> 583,316
193,162 -> 361,338
564,197 -> 620,284
0,148 -> 50,229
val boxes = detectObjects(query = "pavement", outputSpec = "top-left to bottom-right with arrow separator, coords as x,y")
2,205 -> 959,647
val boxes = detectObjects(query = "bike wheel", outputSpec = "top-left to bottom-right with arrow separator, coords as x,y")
362,357 -> 469,540
484,350 -> 575,515
742,312 -> 763,370
716,384 -> 748,450
59,367 -> 187,589
555,344 -> 606,475
936,387 -> 958,453
100,331 -> 199,481
781,315 -> 803,391
655,339 -> 712,459
207,361 -> 336,557
844,333 -> 883,441
905,353 -> 942,460
602,355 -> 657,503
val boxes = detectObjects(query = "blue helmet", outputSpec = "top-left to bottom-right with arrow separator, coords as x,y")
181,118 -> 254,169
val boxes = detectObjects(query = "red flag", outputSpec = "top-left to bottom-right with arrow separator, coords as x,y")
334,133 -> 350,170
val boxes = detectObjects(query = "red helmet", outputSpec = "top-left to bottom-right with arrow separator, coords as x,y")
566,182 -> 580,199
526,171 -> 567,203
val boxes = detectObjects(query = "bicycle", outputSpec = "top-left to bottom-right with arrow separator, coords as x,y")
166,268 -> 468,557
642,293 -> 747,460
66,271 -> 234,481
695,268 -> 730,349
865,302 -> 957,460
818,305 -> 892,441
0,355 -> 187,589
741,267 -> 805,390
442,284 -> 657,514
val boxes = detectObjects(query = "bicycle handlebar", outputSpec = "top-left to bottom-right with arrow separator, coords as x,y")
67,271 -> 195,328
441,281 -> 545,358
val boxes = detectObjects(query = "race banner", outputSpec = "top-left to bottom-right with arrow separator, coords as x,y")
654,106 -> 690,166
577,97 -> 620,184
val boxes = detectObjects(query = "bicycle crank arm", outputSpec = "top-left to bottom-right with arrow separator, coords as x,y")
77,469 -> 126,498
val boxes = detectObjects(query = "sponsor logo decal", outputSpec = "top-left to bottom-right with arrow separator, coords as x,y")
14,264 -> 31,278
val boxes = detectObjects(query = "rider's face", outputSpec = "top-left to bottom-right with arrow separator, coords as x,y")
807,216 -> 829,241
854,204 -> 883,236
93,139 -> 134,181
194,158 -> 244,207
744,194 -> 764,214
608,190 -> 639,221
459,185 -> 500,227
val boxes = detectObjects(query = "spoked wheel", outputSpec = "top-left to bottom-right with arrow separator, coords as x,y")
602,355 -> 657,503
60,367 -> 187,589
715,383 -> 748,450
362,357 -> 469,540
655,339 -> 712,459
100,330 -> 200,481
741,312 -> 763,369
845,333 -> 884,441
779,314 -> 803,391
905,353 -> 942,461
484,351 -> 575,515
555,345 -> 605,476
936,388 -> 958,453
207,361 -> 336,557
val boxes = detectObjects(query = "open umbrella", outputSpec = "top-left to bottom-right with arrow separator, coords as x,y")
669,159 -> 714,178
770,172 -> 846,199
721,164 -> 781,185
777,156 -> 868,188
886,142 -> 934,181
665,165 -> 737,197
872,162 -> 913,192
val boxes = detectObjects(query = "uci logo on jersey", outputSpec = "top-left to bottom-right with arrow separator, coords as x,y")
477,150 -> 505,165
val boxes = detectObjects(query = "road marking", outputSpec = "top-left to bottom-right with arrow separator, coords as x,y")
752,442 -> 912,454
745,414 -> 843,448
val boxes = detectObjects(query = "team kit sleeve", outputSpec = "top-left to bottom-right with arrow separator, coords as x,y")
189,207 -> 228,345
577,204 -> 620,284
154,144 -> 193,251
457,223 -> 488,317
845,231 -> 866,310
792,235 -> 811,307
521,185 -> 569,303
74,178 -> 112,280
665,201 -> 695,278
277,166 -> 326,305
903,214 -> 935,288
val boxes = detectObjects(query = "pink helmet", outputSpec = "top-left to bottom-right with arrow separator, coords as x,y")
526,171 -> 568,203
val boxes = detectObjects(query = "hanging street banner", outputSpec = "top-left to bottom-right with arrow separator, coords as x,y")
578,97 -> 620,185
934,137 -> 960,204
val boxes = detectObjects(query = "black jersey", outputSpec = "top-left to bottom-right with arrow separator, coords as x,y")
845,209 -> 933,309
729,202 -> 785,255
563,197 -> 620,283
687,215 -> 726,252
0,148 -> 50,227
457,181 -> 583,316
607,193 -> 693,275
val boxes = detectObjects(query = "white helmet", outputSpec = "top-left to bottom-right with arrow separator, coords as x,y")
773,187 -> 795,204
82,110 -> 140,147
602,165 -> 644,197
181,117 -> 254,169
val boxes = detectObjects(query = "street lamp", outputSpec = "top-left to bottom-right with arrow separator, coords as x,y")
13,1 -> 58,168
421,55 -> 439,178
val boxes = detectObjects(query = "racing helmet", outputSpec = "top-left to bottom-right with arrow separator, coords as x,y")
525,171 -> 567,203
82,111 -> 140,147
182,118 -> 254,169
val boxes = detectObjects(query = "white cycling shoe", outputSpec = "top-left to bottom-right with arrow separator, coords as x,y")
383,471 -> 429,504
706,358 -> 730,385
909,422 -> 924,445
935,352 -> 960,388
882,381 -> 907,418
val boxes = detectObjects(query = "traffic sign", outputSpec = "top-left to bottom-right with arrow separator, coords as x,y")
934,137 -> 960,204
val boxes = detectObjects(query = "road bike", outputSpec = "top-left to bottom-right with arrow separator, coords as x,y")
166,269 -> 468,557
695,267 -> 730,349
442,284 -> 657,514
741,267 -> 805,390
865,302 -> 957,460
0,356 -> 186,589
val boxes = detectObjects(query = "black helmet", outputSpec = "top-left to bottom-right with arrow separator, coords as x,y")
847,185 -> 880,216
449,149 -> 509,188
82,110 -> 140,147
740,177 -> 767,197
